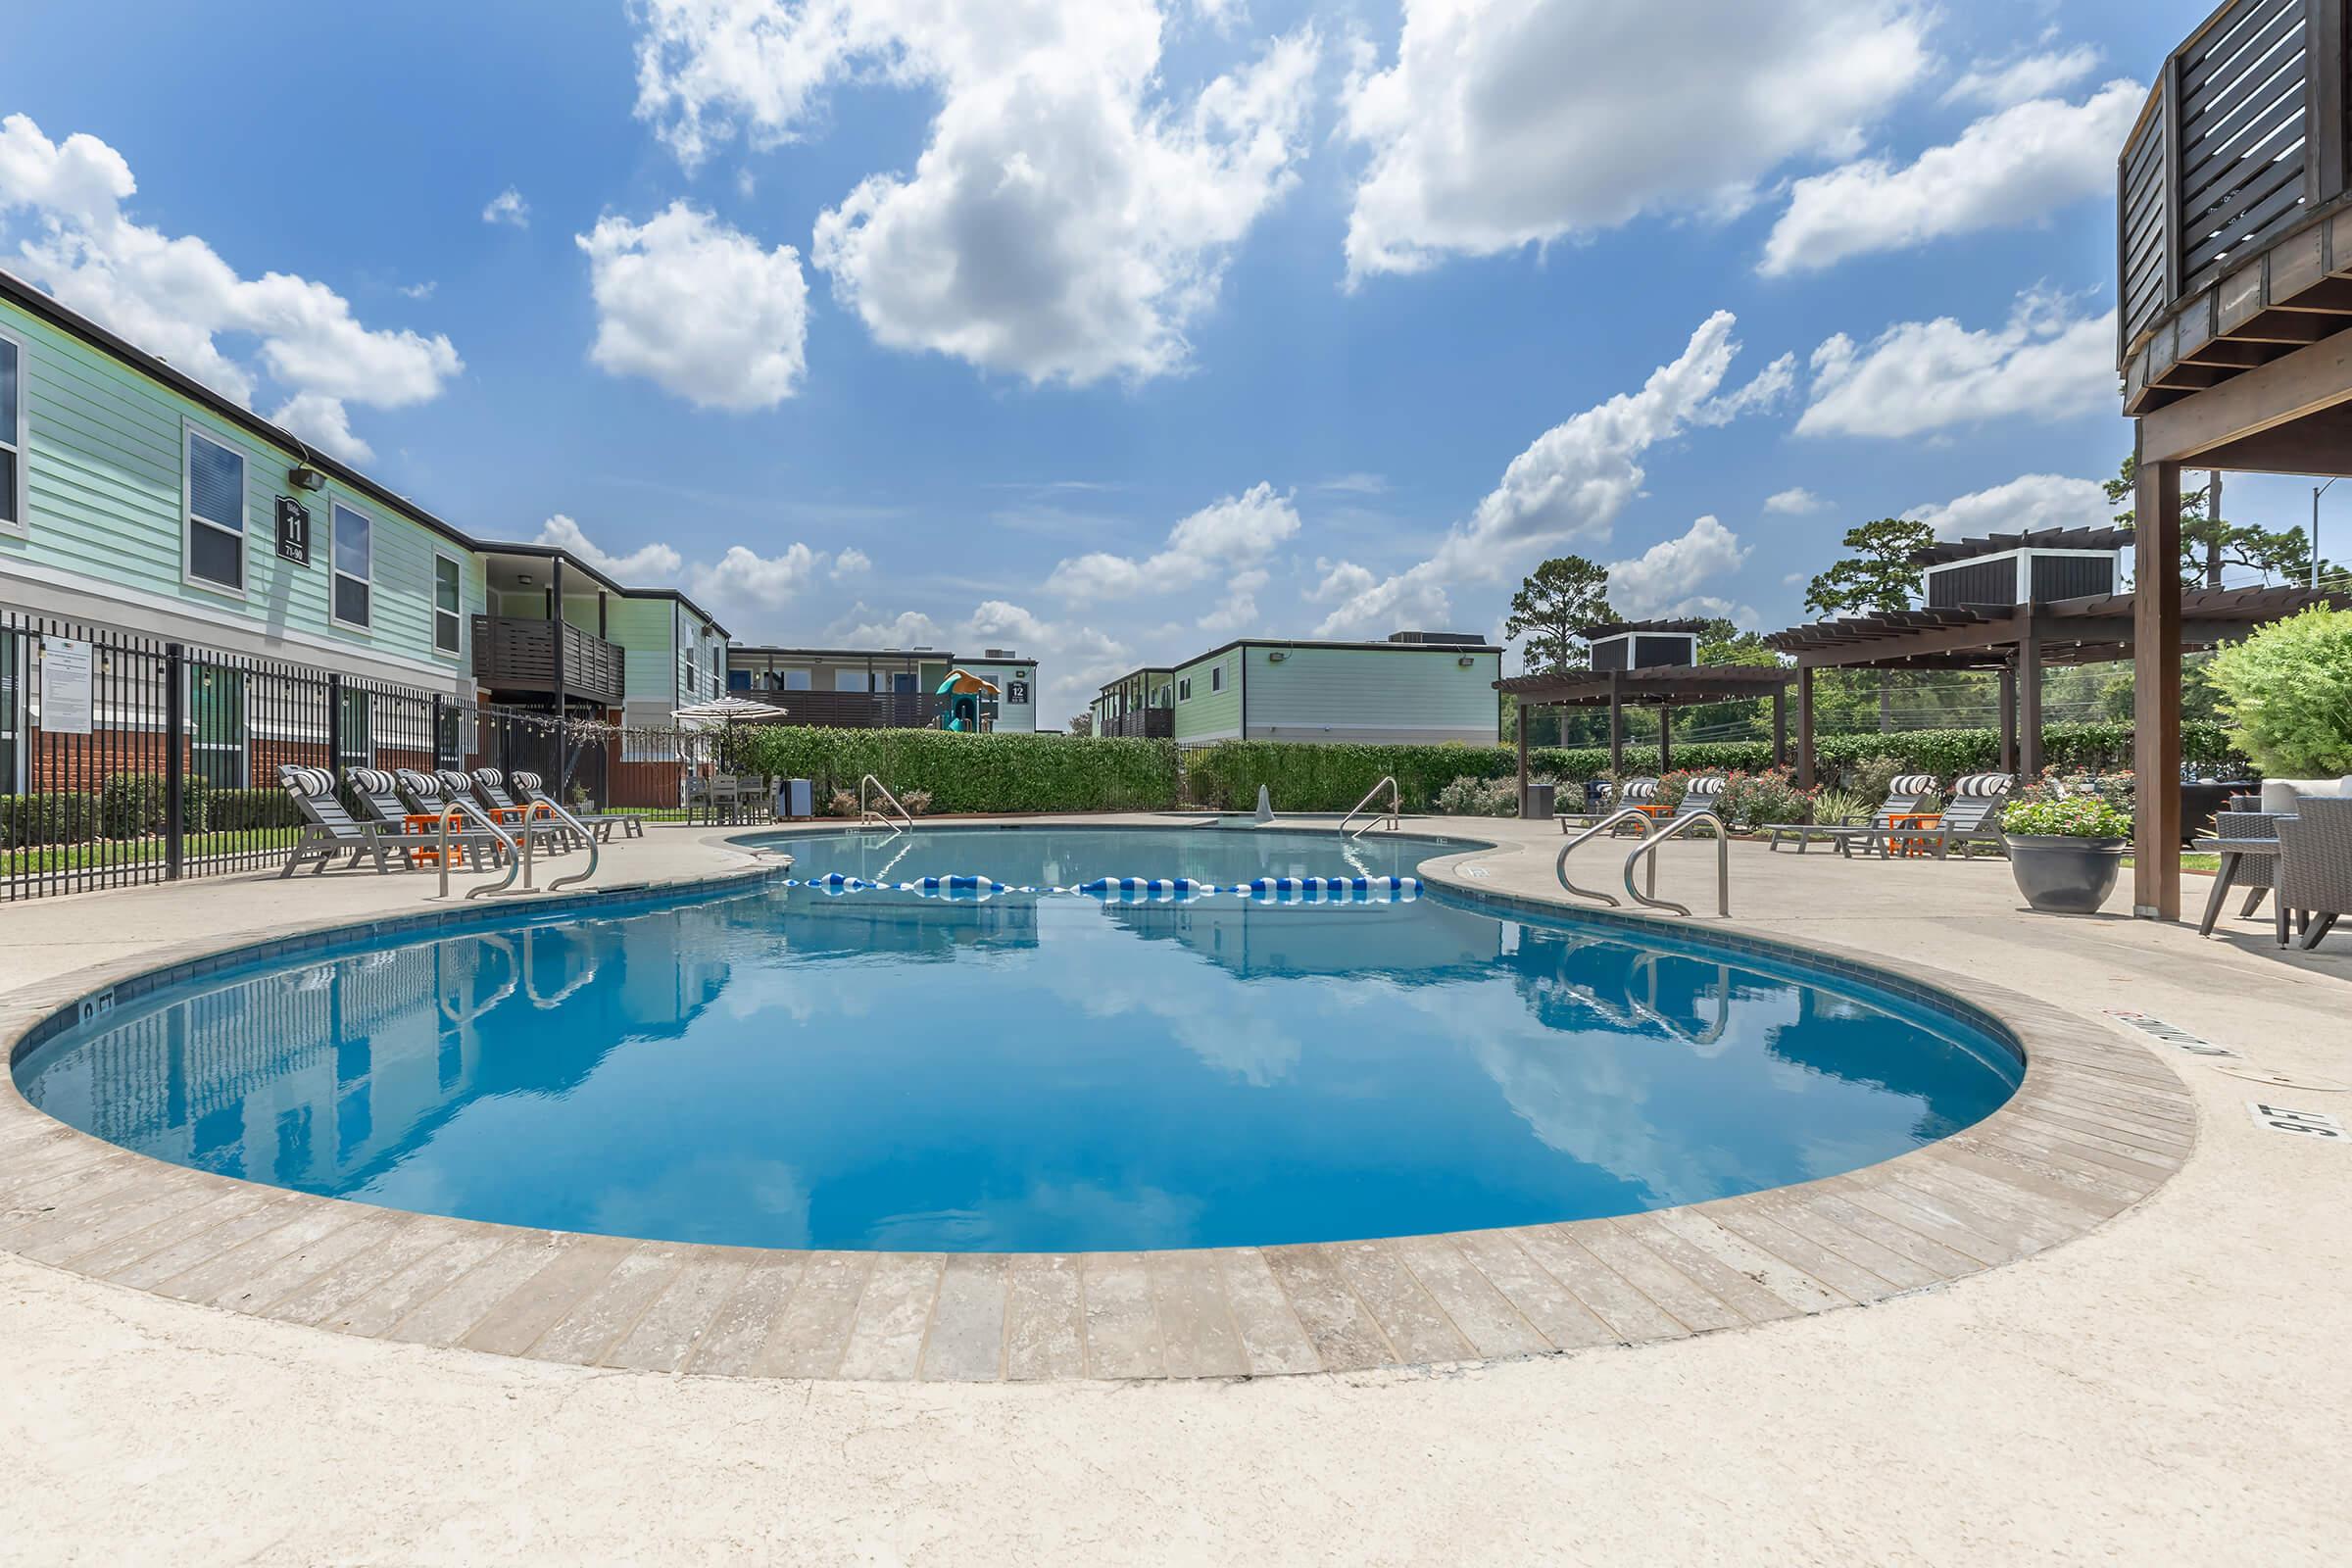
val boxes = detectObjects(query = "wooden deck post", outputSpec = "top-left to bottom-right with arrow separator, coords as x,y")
2017,608 -> 2043,782
1998,661 -> 2018,775
1608,673 -> 1625,774
1515,703 -> 1530,815
2134,455 -> 2183,920
1771,686 -> 1788,768
1795,666 -> 1814,790
1656,703 -> 1673,774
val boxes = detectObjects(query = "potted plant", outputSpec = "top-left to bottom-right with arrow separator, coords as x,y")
2001,792 -> 2133,913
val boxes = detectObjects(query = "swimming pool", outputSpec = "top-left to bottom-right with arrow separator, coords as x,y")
15,827 -> 2023,1253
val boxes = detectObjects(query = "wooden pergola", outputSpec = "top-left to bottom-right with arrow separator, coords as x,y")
1764,583 -> 2328,789
2115,0 -> 2352,916
1497,663 -> 1794,811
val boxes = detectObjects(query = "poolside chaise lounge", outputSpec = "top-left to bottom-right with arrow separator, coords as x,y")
467,768 -> 572,855
509,769 -> 645,842
345,767 -> 505,870
1912,773 -> 2015,859
1765,773 -> 1937,858
1564,776 -> 1662,834
276,765 -> 416,876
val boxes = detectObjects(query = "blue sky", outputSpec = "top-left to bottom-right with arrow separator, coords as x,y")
1,0 -> 2292,720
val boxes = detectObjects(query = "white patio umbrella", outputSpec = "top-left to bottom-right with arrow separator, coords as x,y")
670,696 -> 787,808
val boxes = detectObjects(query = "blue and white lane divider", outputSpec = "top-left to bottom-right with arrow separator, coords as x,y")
780,873 -> 1420,902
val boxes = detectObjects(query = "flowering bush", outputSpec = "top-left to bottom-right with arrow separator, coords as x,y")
2015,767 -> 2134,810
1715,768 -> 1811,832
1435,774 -> 1524,816
2001,795 -> 2132,839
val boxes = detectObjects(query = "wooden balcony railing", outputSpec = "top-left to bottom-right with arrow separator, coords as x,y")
470,615 -> 625,706
1101,709 -> 1174,739
2120,0 -> 2352,414
737,688 -> 947,728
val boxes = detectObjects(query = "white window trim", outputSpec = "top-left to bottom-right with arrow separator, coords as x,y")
431,551 -> 464,658
0,325 -> 25,536
180,420 -> 248,599
329,500 -> 374,633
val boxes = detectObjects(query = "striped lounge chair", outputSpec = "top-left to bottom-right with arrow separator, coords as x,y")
276,764 -> 414,876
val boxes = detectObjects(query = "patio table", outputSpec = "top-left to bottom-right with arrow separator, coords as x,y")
1886,810 -> 1942,858
2193,835 -> 2288,945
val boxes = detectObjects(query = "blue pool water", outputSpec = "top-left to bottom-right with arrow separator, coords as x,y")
16,828 -> 2022,1252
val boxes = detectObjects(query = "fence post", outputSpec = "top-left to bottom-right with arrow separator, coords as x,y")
165,642 -> 184,881
326,672 -> 342,780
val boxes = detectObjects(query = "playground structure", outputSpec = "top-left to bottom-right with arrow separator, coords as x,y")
937,667 -> 1002,732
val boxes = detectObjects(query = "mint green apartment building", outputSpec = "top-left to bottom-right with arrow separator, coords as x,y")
0,268 -> 726,790
1091,633 -> 1502,747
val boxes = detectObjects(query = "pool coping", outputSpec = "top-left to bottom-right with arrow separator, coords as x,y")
0,824 -> 2192,1385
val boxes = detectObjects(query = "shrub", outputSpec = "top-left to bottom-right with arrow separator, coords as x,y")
97,773 -> 208,838
1810,788 -> 1870,828
204,787 -> 303,833
1715,768 -> 1809,833
2002,795 -> 2132,839
897,788 -> 933,816
2205,606 -> 2352,777
736,728 -> 1181,815
0,792 -> 100,847
1433,774 -> 1520,816
1842,754 -> 1907,803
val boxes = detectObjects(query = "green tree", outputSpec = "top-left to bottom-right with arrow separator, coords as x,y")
2205,606 -> 2352,774
2106,453 -> 2328,587
1804,519 -> 1936,616
1503,556 -> 1614,674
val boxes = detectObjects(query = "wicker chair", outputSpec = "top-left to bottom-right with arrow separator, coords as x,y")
2277,798 -> 2351,951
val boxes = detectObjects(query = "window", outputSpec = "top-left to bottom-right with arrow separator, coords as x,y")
0,329 -> 24,533
433,555 -> 463,655
188,666 -> 247,788
783,668 -> 812,691
835,669 -> 869,692
184,427 -> 246,591
1178,677 -> 1191,701
330,504 -> 372,628
435,703 -> 466,768
336,686 -> 373,768
1210,663 -> 1224,693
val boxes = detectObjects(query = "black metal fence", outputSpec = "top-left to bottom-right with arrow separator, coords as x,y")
1,604 -> 699,902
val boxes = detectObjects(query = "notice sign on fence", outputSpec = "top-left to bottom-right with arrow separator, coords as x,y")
39,637 -> 93,735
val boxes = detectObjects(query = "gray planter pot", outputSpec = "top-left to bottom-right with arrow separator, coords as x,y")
2006,833 -> 2128,913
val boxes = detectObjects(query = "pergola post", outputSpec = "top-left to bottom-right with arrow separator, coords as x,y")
2017,609 -> 2043,782
1795,666 -> 1815,790
2133,456 -> 2183,920
1515,703 -> 1530,816
1771,687 -> 1788,769
1607,672 -> 1625,774
1656,703 -> 1673,774
1997,661 -> 2018,776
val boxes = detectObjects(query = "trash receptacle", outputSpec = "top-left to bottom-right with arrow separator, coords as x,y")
1522,781 -> 1556,820
785,778 -> 813,819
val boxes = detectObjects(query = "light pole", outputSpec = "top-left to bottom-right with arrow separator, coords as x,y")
2317,478 -> 2337,591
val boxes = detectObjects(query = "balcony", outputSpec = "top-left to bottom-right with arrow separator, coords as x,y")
471,615 -> 625,707
2119,0 -> 2352,416
1101,708 -> 1174,739
738,688 -> 947,728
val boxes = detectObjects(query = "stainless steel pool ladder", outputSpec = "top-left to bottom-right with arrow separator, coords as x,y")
532,797 -> 602,892
1342,775 -> 1400,838
436,800 -> 520,901
1624,811 -> 1730,918
858,775 -> 915,838
1555,808 -> 1655,906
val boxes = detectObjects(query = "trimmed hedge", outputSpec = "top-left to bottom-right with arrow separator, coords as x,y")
735,727 -> 1181,814
0,775 -> 302,846
1179,722 -> 2243,812
1,793 -> 100,848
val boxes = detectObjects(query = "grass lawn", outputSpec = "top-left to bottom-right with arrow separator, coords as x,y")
1,829 -> 289,878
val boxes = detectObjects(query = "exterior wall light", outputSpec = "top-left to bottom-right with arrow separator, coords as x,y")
288,465 -> 326,492
1267,650 -> 1287,662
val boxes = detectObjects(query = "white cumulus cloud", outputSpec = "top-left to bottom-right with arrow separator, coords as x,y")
576,201 -> 808,411
1797,290 -> 2115,439
633,0 -> 1318,385
534,514 -> 686,580
1603,515 -> 1753,622
1760,81 -> 2142,274
0,114 -> 463,463
1764,487 -> 1827,515
1900,473 -> 2109,541
1340,0 -> 1931,280
1313,312 -> 1789,636
1047,482 -> 1299,602
1943,44 -> 2102,109
482,188 -> 530,227
832,547 -> 871,577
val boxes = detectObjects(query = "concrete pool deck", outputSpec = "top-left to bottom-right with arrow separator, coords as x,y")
0,816 -> 2345,1562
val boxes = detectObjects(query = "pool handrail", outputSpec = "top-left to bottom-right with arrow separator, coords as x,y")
859,774 -> 915,838
438,800 -> 522,901
1555,807 -> 1655,906
532,797 -> 602,892
1343,776 -> 1400,838
1624,810 -> 1729,918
